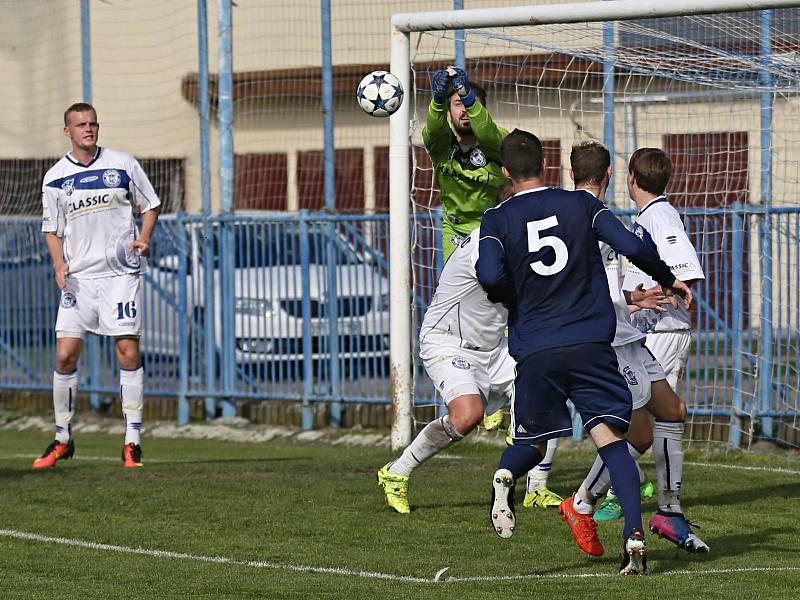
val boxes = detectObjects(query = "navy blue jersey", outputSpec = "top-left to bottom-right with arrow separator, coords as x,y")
476,188 -> 675,361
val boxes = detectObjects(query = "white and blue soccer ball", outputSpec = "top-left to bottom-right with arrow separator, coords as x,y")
356,70 -> 404,117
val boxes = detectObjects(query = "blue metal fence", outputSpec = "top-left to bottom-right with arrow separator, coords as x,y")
2,208 -> 799,444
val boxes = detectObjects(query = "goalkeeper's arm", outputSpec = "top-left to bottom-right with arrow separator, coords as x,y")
449,68 -> 507,161
422,69 -> 453,165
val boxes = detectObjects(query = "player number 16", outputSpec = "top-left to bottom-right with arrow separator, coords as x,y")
527,216 -> 569,276
116,301 -> 137,320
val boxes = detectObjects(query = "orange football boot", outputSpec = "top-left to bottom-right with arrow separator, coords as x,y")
32,440 -> 75,469
559,493 -> 604,556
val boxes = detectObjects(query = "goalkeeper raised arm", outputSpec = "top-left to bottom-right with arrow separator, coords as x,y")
423,67 -> 509,261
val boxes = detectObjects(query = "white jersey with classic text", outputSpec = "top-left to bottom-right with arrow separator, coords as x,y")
420,226 -> 507,351
600,241 -> 645,347
622,196 -> 705,332
41,147 -> 161,279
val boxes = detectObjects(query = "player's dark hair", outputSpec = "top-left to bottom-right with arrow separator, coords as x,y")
449,84 -> 487,106
496,178 -> 515,203
628,147 -> 673,195
570,141 -> 610,187
500,129 -> 544,180
64,102 -> 96,126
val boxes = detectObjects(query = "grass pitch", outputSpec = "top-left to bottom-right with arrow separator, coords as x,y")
0,428 -> 798,599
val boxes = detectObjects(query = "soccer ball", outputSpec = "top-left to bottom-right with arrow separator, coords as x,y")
356,71 -> 404,117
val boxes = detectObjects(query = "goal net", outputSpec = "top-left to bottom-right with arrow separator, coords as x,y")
389,0 -> 800,451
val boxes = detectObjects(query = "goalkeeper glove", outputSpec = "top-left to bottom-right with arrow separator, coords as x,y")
447,67 -> 475,107
430,69 -> 450,105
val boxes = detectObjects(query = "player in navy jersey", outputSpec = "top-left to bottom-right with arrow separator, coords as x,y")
475,129 -> 691,575
35,102 -> 160,470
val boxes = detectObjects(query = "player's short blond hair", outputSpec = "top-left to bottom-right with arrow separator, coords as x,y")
64,102 -> 97,126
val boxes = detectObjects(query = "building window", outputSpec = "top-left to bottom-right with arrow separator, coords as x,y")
234,153 -> 288,211
297,148 -> 364,211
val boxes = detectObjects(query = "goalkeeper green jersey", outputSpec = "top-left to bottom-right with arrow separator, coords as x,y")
422,99 -> 508,255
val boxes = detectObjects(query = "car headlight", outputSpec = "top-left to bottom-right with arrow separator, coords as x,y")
234,298 -> 274,316
378,294 -> 390,311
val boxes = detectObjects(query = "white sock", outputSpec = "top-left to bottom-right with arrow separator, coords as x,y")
582,441 -> 645,500
526,437 -> 559,492
120,366 -> 144,445
653,420 -> 684,513
388,415 -> 464,477
53,370 -> 77,444
573,484 -> 595,515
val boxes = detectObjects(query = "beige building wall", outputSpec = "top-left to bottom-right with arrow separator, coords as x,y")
0,0 -> 795,235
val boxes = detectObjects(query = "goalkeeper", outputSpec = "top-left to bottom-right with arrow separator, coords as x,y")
423,67 -> 509,261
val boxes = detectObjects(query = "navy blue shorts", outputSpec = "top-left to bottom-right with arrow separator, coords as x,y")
510,342 -> 633,444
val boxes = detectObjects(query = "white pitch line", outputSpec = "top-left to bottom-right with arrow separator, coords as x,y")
3,453 -> 799,474
0,529 -> 431,584
444,566 -> 800,582
0,453 -> 179,464
1,529 -> 799,584
683,460 -> 800,476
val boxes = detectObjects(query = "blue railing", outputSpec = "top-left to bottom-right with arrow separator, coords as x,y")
1,208 -> 799,445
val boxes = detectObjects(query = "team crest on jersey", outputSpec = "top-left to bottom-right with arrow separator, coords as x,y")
469,148 -> 487,167
61,178 -> 75,196
102,169 -> 121,188
60,292 -> 77,309
633,225 -> 645,240
622,366 -> 639,386
451,356 -> 471,370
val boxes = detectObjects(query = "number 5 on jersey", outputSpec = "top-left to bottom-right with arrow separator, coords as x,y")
527,216 -> 568,276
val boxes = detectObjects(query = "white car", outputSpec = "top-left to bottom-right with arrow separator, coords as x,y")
140,214 -> 391,368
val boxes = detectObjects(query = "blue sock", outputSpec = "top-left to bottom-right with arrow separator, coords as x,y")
499,444 -> 543,480
598,439 -> 643,539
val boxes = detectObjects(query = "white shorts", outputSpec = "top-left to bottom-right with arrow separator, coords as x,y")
56,274 -> 142,338
645,331 -> 691,390
614,339 -> 666,410
420,335 -> 515,416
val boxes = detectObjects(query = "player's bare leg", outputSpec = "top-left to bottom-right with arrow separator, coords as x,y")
117,336 -> 144,468
578,408 -> 653,521
378,394 -> 481,513
33,336 -> 81,469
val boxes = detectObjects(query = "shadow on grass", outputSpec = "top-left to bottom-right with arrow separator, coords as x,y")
689,481 -> 800,508
653,525 -> 800,574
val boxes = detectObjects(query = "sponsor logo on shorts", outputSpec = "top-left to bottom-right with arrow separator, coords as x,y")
516,424 -> 526,434
102,169 -> 121,188
450,234 -> 463,248
60,292 -> 77,308
438,381 -> 445,390
451,356 -> 471,370
117,321 -> 135,328
622,365 -> 639,386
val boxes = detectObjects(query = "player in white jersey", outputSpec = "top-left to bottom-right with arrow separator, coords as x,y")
376,219 -> 516,513
622,148 -> 705,391
558,142 -> 708,558
34,102 -> 160,470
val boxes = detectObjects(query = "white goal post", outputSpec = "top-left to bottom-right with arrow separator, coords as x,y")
388,0 -> 800,450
